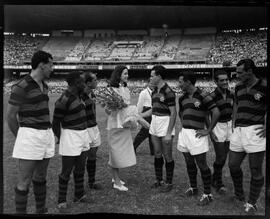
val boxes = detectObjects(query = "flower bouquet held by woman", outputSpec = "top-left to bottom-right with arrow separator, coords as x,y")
95,86 -> 150,130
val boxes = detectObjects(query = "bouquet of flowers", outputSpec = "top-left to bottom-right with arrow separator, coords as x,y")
95,87 -> 128,111
95,87 -> 150,130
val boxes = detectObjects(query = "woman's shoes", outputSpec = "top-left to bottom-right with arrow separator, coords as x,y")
112,179 -> 125,185
113,183 -> 128,191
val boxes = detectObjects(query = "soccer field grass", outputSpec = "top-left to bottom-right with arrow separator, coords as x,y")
2,94 -> 265,215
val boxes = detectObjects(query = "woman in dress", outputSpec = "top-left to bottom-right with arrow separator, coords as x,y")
105,65 -> 136,191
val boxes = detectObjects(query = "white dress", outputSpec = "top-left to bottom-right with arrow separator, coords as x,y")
107,86 -> 137,168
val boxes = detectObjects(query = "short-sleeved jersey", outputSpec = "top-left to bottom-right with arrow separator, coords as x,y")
53,89 -> 87,130
152,83 -> 176,116
209,88 -> 234,122
178,88 -> 217,130
235,79 -> 267,127
81,91 -> 97,128
8,74 -> 51,129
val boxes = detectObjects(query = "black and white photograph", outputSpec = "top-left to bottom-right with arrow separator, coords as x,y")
2,1 -> 269,216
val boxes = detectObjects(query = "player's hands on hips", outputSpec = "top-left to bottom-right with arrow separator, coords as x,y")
255,125 -> 266,138
195,129 -> 210,138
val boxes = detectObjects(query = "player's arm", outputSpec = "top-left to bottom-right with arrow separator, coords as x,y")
165,91 -> 177,139
52,98 -> 65,141
196,95 -> 220,138
7,84 -> 25,137
7,104 -> 20,137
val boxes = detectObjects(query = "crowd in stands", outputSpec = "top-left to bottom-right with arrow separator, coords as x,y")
157,36 -> 180,61
4,30 -> 267,65
4,35 -> 48,65
133,36 -> 165,60
84,37 -> 116,60
4,78 -> 236,96
207,30 -> 267,66
65,38 -> 91,61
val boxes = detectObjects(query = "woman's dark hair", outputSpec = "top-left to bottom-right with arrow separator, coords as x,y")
31,50 -> 53,70
109,65 -> 127,87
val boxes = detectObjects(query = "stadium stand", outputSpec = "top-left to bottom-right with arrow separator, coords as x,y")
174,34 -> 214,62
207,30 -> 267,65
4,35 -> 48,65
42,36 -> 79,61
3,29 -> 267,65
157,36 -> 181,61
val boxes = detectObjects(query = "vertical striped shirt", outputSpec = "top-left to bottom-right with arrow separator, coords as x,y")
209,88 -> 234,122
152,83 -> 176,116
178,88 -> 217,130
235,79 -> 267,127
8,74 -> 51,129
53,89 -> 87,130
81,91 -> 97,128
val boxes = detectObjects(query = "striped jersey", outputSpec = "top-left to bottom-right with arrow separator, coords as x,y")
209,88 -> 234,122
152,83 -> 176,116
8,74 -> 51,129
53,89 -> 87,130
81,91 -> 97,128
235,79 -> 267,127
178,88 -> 217,130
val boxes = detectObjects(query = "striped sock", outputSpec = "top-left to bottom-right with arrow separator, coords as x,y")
73,171 -> 85,200
200,168 -> 212,194
154,157 -> 164,182
248,177 -> 264,205
32,180 -> 47,213
86,159 -> 96,184
165,160 -> 175,184
213,163 -> 224,187
230,168 -> 244,197
15,187 -> 29,214
58,175 -> 69,204
186,163 -> 198,188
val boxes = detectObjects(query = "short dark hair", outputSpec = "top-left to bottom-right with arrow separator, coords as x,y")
236,58 -> 256,72
214,70 -> 228,81
84,72 -> 97,83
66,71 -> 82,86
180,71 -> 197,85
31,50 -> 53,70
109,65 -> 127,87
151,65 -> 166,79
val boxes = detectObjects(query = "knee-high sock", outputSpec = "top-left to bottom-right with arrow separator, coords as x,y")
58,175 -> 69,204
154,157 -> 164,182
32,180 -> 46,213
248,177 -> 264,205
200,168 -> 212,194
165,160 -> 175,184
86,159 -> 96,184
212,163 -> 224,187
15,187 -> 29,214
230,168 -> 244,197
73,171 -> 85,199
186,163 -> 197,188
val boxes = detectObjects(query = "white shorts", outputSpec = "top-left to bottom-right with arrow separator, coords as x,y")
230,125 -> 266,153
149,115 -> 175,137
59,128 -> 89,156
13,127 -> 55,160
212,121 -> 232,142
177,128 -> 209,155
87,125 -> 101,148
